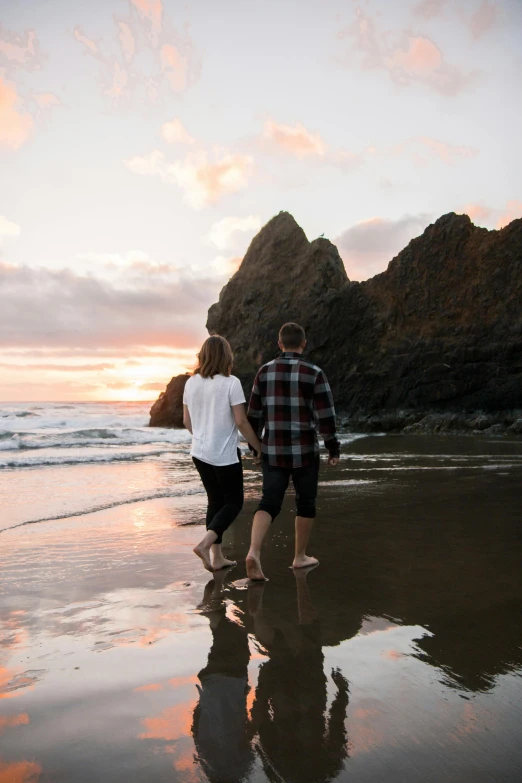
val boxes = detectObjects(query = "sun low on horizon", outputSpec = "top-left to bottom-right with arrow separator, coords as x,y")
1,0 -> 521,402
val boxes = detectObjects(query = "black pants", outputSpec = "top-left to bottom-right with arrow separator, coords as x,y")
193,451 -> 244,544
258,456 -> 320,522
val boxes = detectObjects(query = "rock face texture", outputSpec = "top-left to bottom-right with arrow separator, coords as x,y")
149,373 -> 189,428
151,211 -> 522,431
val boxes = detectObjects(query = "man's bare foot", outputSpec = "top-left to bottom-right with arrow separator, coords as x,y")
193,543 -> 214,572
212,556 -> 237,571
292,555 -> 319,569
246,554 -> 267,581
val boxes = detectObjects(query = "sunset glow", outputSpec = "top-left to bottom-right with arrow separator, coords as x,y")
1,0 -> 521,400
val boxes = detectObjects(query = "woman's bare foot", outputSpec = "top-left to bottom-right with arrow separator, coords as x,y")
197,578 -> 216,609
212,556 -> 237,571
246,554 -> 267,581
210,568 -> 227,597
292,554 -> 319,569
193,543 -> 214,572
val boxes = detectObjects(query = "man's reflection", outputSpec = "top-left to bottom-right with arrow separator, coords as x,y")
193,568 -> 349,783
248,568 -> 349,783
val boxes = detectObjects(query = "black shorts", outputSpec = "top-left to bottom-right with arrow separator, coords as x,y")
257,456 -> 320,521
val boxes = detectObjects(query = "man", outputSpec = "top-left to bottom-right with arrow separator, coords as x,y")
246,322 -> 340,580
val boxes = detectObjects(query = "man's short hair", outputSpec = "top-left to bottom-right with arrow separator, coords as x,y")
279,322 -> 306,350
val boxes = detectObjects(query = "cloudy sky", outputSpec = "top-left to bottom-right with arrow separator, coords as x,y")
1,0 -> 521,401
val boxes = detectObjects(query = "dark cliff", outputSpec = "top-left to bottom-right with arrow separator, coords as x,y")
149,373 -> 189,428
151,211 -> 522,432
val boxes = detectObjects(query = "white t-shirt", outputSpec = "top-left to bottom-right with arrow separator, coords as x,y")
182,373 -> 246,466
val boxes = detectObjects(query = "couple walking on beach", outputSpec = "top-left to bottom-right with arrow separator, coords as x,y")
182,322 -> 340,580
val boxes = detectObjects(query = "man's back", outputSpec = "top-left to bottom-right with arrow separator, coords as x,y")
248,350 -> 340,469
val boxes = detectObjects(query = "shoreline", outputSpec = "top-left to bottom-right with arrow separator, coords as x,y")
338,408 -> 522,436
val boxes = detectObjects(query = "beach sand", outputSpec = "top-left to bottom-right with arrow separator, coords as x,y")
1,436 -> 522,782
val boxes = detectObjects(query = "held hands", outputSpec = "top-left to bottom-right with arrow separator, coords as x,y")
328,455 -> 340,466
252,440 -> 262,465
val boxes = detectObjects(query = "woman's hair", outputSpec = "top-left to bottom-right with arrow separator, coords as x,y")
194,335 -> 234,379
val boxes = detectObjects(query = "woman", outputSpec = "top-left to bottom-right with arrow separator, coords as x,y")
183,335 -> 262,572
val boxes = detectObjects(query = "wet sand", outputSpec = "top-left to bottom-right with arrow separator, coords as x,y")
1,436 -> 522,782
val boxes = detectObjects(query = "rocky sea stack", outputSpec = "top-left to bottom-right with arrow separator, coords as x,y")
150,211 -> 522,434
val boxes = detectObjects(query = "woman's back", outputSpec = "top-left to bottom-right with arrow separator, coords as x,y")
183,373 -> 245,466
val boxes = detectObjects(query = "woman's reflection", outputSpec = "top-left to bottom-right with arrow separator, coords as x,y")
193,568 -> 349,783
192,570 -> 254,783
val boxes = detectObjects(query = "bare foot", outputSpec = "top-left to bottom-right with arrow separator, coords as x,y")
210,569 -> 227,598
196,579 -> 216,609
246,554 -> 267,581
247,581 -> 265,616
212,556 -> 237,571
292,555 -> 319,569
193,543 -> 214,572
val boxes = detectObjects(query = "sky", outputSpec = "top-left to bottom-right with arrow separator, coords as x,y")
1,0 -> 521,401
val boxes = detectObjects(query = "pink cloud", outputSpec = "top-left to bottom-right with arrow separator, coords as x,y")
161,118 -> 195,145
0,215 -> 21,243
75,3 -> 198,105
385,36 -> 477,95
170,151 -> 254,207
140,382 -> 168,391
0,259 -> 219,349
460,203 -> 492,224
104,60 -> 130,100
130,0 -> 163,43
469,1 -> 499,39
496,201 -> 522,230
125,146 -> 254,208
385,36 -> 442,73
413,0 -> 447,18
0,362 -> 114,372
262,119 -> 327,158
160,44 -> 188,93
74,27 -> 99,56
117,21 -> 136,62
0,27 -> 40,69
338,7 -> 478,96
391,136 -> 477,166
33,92 -> 60,109
0,75 -> 33,149
416,136 -> 476,164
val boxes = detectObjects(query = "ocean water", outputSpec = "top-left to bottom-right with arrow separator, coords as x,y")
2,401 -> 522,536
0,402 -> 199,531
0,402 -> 368,532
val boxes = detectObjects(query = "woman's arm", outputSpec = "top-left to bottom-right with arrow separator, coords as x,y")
183,404 -> 192,434
232,404 -> 262,460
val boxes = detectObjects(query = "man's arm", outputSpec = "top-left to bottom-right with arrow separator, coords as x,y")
313,370 -> 340,465
247,369 -> 265,448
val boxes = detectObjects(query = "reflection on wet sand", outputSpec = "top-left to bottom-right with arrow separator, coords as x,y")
247,571 -> 349,783
0,759 -> 41,783
192,570 -> 349,783
1,438 -> 522,781
192,572 -> 253,783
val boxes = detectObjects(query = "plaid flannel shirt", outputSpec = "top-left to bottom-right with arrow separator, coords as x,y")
247,351 -> 341,468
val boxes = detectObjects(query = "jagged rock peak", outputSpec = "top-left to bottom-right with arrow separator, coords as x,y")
225,211 -> 348,285
236,211 -> 309,276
